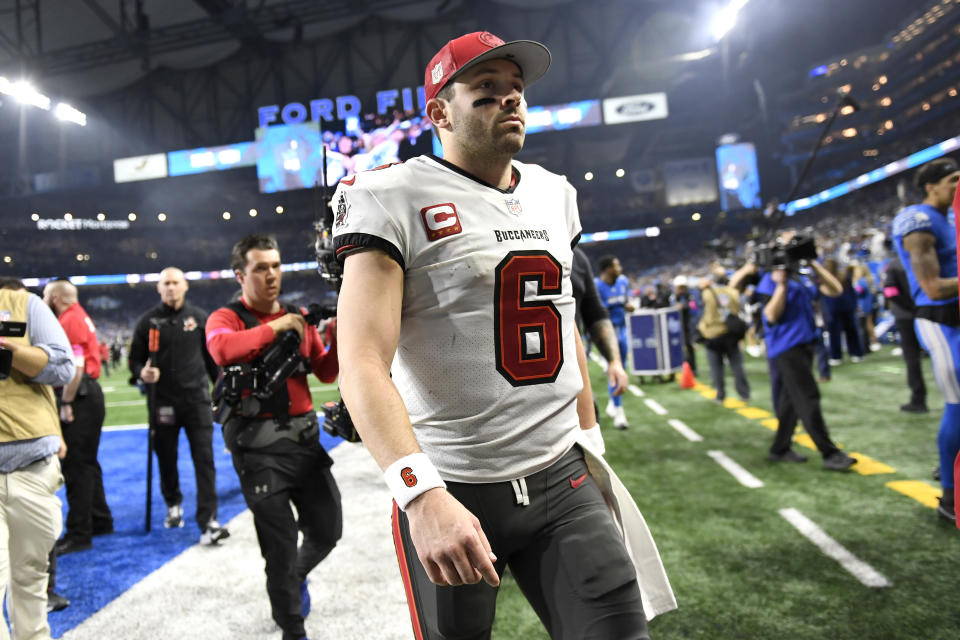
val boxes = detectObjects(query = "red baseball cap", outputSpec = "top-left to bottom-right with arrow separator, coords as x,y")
423,31 -> 551,103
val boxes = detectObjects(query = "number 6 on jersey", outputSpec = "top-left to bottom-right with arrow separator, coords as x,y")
494,250 -> 565,386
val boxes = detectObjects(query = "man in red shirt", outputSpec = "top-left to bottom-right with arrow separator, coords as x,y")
42,279 -> 113,555
206,234 -> 340,640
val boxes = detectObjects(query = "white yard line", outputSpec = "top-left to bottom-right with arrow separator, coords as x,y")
106,400 -> 146,407
643,399 -> 668,415
779,508 -> 891,588
628,384 -> 645,397
667,419 -> 703,442
707,450 -> 764,488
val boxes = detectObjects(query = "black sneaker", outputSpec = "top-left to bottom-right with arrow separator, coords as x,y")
822,452 -> 857,471
937,497 -> 956,523
933,466 -> 941,482
768,450 -> 808,463
47,590 -> 70,613
54,537 -> 92,556
199,520 -> 230,545
900,403 -> 929,413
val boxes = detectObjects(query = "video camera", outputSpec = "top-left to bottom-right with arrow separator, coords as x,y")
0,320 -> 27,380
213,304 -> 334,423
752,234 -> 818,272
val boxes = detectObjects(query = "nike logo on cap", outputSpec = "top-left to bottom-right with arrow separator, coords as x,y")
569,473 -> 588,489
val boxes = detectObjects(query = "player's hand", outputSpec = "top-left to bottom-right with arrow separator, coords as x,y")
59,403 -> 74,424
57,437 -> 67,459
405,488 -> 499,588
606,360 -> 629,397
771,269 -> 788,284
140,358 -> 160,384
268,313 -> 306,340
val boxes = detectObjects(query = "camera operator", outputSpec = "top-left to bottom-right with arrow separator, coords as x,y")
129,267 -> 227,542
42,279 -> 114,556
0,278 -> 74,636
744,235 -> 858,471
205,234 -> 341,640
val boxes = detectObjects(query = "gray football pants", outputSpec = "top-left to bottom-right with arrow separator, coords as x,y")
392,445 -> 649,640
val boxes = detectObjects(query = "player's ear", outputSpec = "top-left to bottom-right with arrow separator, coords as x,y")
426,97 -> 450,131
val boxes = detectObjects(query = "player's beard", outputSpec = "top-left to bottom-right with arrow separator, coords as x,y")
452,107 -> 525,160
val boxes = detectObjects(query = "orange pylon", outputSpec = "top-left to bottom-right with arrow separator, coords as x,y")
679,362 -> 696,389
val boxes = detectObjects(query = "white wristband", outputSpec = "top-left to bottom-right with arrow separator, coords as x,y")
582,423 -> 606,456
384,452 -> 446,511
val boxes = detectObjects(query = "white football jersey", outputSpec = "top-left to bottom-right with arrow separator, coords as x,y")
333,155 -> 583,482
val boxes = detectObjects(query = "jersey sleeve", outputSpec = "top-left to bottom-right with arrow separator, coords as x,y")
332,173 -> 408,269
563,180 -> 583,248
892,207 -> 935,240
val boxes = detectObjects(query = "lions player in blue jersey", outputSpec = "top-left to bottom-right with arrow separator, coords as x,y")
595,255 -> 635,428
892,158 -> 960,523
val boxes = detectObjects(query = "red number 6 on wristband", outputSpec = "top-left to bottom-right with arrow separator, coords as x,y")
401,466 -> 418,487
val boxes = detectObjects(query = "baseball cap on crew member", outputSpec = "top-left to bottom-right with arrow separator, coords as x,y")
424,31 -> 551,103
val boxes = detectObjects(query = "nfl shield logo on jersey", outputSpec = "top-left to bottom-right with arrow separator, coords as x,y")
335,193 -> 349,229
505,198 -> 522,217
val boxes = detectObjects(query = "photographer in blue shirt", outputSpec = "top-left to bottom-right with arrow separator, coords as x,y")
741,235 -> 858,470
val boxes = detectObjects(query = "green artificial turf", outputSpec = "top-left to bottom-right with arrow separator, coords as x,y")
490,345 -> 959,640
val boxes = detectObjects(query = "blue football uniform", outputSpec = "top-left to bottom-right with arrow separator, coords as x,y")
595,274 -> 631,408
892,203 -> 960,500
595,275 -> 630,362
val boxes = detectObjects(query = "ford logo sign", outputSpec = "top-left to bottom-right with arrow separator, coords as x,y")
617,101 -> 655,116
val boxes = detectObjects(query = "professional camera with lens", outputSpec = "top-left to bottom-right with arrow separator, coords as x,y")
213,304 -> 336,423
0,320 -> 27,381
752,234 -> 818,272
321,399 -> 361,442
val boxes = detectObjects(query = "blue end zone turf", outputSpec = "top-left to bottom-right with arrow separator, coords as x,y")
49,421 -> 342,637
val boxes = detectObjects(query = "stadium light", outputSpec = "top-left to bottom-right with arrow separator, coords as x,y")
275,205 -> 284,214
31,213 -> 39,221
692,212 -> 702,221
616,168 -> 625,178
222,211 -> 231,220
64,213 -> 73,221
712,0 -> 750,42
3,256 -> 11,264
157,212 -> 167,222
54,102 -> 87,126
584,172 -> 594,181
128,212 -> 137,221
0,77 -> 51,110
249,208 -> 258,217
97,212 -> 105,221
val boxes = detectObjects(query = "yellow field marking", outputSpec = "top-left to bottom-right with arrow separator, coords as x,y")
760,418 -> 778,431
722,398 -> 746,409
793,434 -> 817,450
698,388 -> 717,399
886,481 -> 941,509
846,453 -> 895,476
737,407 -> 771,419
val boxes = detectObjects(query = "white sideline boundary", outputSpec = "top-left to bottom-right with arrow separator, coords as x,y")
779,508 -> 891,588
61,442 -> 411,640
667,419 -> 703,442
707,450 -> 764,488
643,399 -> 668,415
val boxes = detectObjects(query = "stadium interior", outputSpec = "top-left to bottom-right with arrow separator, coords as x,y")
1,0 -> 958,638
